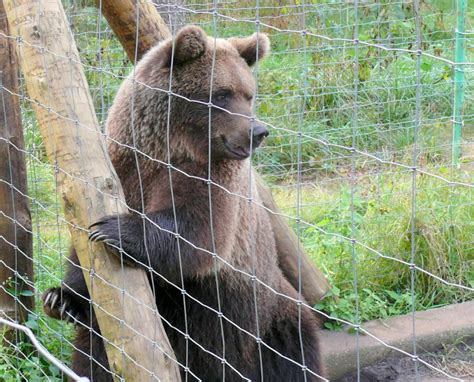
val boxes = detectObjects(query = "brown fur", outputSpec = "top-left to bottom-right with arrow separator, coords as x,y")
43,26 -> 323,381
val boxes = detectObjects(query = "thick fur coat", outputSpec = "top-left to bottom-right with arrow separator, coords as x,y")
43,26 -> 323,381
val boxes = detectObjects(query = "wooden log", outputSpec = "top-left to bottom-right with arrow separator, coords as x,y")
253,171 -> 330,304
3,0 -> 180,380
0,1 -> 34,328
97,0 -> 330,305
98,0 -> 171,62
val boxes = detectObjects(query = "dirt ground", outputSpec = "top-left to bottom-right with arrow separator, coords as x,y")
336,337 -> 474,382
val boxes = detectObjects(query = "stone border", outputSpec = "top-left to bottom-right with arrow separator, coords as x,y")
320,301 -> 474,380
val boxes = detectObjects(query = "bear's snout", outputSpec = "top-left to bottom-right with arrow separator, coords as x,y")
250,123 -> 269,148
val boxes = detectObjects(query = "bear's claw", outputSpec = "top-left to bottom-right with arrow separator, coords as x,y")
89,232 -> 109,242
42,287 -> 87,326
87,216 -> 138,266
50,292 -> 59,310
88,218 -> 109,230
88,216 -> 118,243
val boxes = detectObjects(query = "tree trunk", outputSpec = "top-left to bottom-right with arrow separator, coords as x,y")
3,0 -> 180,380
97,0 -> 330,305
0,1 -> 34,329
253,171 -> 330,304
98,0 -> 171,62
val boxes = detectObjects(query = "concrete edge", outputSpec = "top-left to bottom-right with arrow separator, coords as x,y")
320,300 -> 474,380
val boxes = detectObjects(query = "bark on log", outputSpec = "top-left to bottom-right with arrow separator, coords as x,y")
98,0 -> 171,62
0,1 -> 34,328
97,0 -> 330,305
3,0 -> 180,380
253,171 -> 330,303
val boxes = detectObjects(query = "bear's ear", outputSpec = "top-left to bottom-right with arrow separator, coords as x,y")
228,33 -> 270,66
168,26 -> 207,66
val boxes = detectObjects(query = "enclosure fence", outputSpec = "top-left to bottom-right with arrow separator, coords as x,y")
0,0 -> 473,381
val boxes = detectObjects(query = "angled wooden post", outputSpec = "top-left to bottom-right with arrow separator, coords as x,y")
3,0 -> 180,380
96,0 -> 330,305
253,171 -> 330,304
98,0 -> 171,61
0,1 -> 34,330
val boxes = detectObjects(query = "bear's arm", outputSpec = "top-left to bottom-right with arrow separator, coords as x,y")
88,206 -> 222,282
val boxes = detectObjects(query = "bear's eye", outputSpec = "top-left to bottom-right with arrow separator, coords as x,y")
212,90 -> 232,107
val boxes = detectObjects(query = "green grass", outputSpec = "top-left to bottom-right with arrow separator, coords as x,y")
0,161 -> 74,381
272,169 -> 473,328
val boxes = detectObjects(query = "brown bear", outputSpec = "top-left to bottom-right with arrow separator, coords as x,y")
42,26 -> 323,381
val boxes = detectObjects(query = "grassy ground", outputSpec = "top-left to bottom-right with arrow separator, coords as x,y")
271,169 -> 473,329
1,0 -> 473,379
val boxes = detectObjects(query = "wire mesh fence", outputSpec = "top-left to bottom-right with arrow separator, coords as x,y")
0,0 -> 473,381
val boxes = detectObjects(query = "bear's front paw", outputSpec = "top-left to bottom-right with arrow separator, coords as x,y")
88,215 -> 137,266
42,287 -> 88,326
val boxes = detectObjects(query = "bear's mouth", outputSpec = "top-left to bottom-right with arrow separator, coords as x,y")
221,136 -> 251,159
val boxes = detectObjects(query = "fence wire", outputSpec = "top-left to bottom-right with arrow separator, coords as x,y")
0,0 -> 473,381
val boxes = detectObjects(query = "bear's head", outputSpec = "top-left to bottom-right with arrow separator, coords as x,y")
131,26 -> 271,164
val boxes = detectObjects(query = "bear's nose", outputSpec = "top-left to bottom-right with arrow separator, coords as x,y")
250,123 -> 269,147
